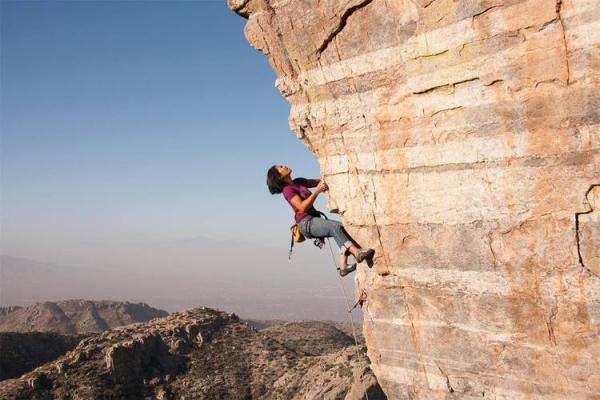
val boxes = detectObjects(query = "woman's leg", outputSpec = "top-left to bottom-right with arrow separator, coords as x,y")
307,217 -> 374,271
307,218 -> 353,254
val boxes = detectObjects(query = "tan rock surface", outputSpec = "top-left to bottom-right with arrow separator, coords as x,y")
229,0 -> 600,398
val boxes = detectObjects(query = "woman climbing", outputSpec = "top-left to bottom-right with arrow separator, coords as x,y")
267,164 -> 375,277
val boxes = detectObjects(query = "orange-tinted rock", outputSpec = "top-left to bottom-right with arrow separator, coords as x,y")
230,0 -> 600,398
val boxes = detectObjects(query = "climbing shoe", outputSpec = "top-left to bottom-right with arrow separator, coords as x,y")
356,248 -> 375,264
338,263 -> 357,277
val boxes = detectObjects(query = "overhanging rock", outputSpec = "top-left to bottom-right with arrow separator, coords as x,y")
229,0 -> 600,398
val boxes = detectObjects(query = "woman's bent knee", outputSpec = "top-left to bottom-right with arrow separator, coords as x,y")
331,220 -> 343,231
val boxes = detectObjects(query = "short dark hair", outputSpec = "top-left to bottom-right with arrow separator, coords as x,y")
267,165 -> 286,194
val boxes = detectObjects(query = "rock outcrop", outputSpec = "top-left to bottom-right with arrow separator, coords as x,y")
0,307 -> 385,400
229,0 -> 600,398
0,300 -> 169,334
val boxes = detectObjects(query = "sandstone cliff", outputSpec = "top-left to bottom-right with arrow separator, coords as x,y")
0,300 -> 169,334
229,0 -> 600,398
0,307 -> 384,400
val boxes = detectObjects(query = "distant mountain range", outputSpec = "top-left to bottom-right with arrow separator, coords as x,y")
0,299 -> 168,334
0,253 -> 359,320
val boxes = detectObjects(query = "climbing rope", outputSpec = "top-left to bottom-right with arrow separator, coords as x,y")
326,238 -> 370,400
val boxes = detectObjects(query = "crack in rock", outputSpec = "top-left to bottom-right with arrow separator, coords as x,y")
555,0 -> 571,84
472,5 -> 501,21
408,49 -> 449,61
436,364 -> 454,393
316,0 -> 374,58
575,184 -> 600,276
412,77 -> 480,95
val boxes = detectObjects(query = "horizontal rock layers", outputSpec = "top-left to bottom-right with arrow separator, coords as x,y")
229,0 -> 600,398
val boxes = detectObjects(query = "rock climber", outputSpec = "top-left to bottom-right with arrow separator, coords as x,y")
266,164 -> 375,276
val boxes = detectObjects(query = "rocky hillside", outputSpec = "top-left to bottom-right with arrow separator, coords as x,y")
229,0 -> 600,398
0,307 -> 385,400
0,332 -> 88,381
0,300 -> 168,334
245,319 -> 365,343
262,320 -> 357,355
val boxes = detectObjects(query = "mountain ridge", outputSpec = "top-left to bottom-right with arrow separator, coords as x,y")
0,307 -> 385,399
0,300 -> 168,334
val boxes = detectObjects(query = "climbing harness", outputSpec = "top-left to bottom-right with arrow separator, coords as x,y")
288,223 -> 325,259
288,212 -> 326,259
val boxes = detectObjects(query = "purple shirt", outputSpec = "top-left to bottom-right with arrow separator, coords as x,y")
282,178 -> 321,223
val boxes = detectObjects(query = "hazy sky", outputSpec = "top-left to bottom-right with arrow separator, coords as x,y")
0,1 -> 359,319
1,0 -> 327,249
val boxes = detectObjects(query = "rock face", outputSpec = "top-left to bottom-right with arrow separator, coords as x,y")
0,307 -> 385,400
229,0 -> 600,398
0,300 -> 169,334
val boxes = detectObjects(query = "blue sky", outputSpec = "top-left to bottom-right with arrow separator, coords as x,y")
1,0 -> 324,251
0,1 -> 360,320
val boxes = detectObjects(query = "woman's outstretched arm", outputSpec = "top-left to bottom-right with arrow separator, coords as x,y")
289,181 -> 328,212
